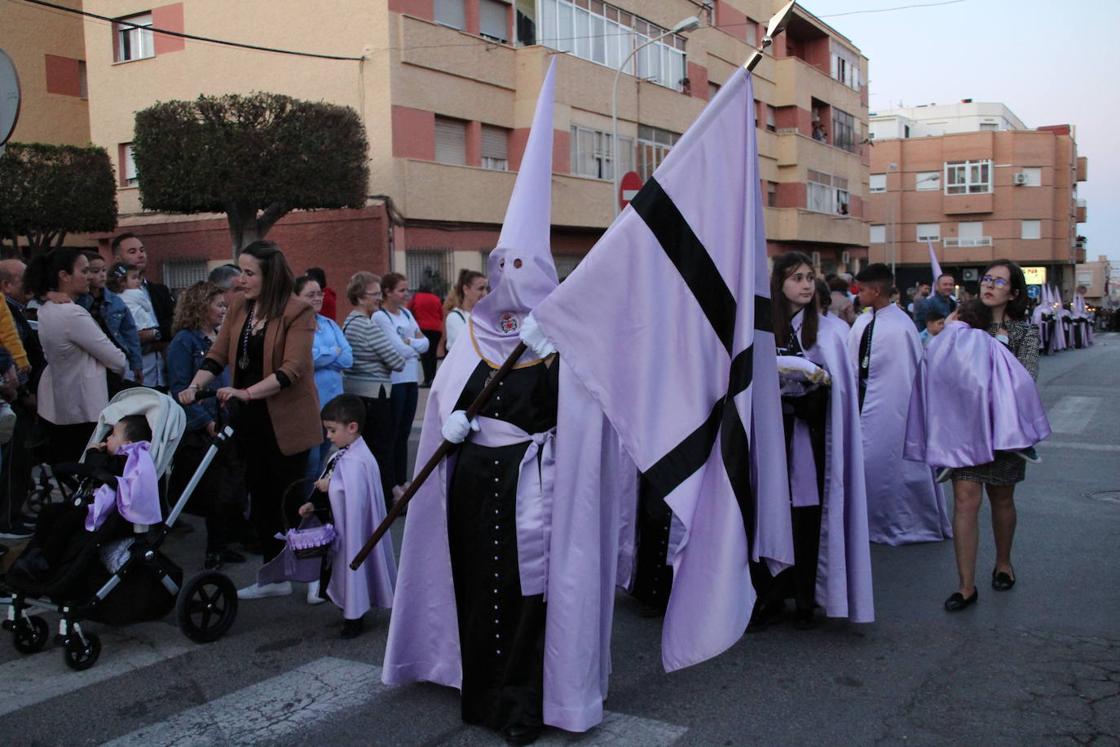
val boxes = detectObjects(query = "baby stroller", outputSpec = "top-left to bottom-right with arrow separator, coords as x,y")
2,388 -> 239,670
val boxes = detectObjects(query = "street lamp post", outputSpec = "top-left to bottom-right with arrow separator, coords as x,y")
611,15 -> 700,217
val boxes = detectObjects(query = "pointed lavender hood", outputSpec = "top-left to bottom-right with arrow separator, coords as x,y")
470,57 -> 559,362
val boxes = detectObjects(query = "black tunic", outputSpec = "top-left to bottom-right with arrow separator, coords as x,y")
447,356 -> 559,732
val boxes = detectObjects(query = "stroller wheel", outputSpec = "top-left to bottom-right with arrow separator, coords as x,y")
177,571 -> 238,643
13,615 -> 50,654
63,632 -> 101,671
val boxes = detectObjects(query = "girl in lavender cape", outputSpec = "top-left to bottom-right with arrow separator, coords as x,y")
904,260 -> 1047,612
750,253 -> 874,630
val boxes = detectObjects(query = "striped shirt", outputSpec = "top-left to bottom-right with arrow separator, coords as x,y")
341,311 -> 405,398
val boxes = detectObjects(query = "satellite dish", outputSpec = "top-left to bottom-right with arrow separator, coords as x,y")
0,48 -> 22,155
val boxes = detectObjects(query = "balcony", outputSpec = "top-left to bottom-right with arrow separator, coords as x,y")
1077,199 -> 1087,223
765,207 -> 867,247
942,193 -> 994,215
943,237 -> 992,248
1077,156 -> 1088,182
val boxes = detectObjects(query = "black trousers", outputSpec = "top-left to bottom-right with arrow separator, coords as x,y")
388,382 -> 418,488
359,390 -> 395,510
238,407 -> 308,563
1,400 -> 36,527
420,330 -> 440,385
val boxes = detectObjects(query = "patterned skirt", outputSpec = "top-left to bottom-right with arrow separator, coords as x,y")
951,450 -> 1026,486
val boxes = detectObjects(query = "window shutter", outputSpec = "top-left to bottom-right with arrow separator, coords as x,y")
480,0 -> 509,42
434,117 -> 467,165
435,0 -> 466,30
481,125 -> 508,160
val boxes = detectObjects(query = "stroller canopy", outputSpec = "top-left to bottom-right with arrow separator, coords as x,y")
85,388 -> 187,479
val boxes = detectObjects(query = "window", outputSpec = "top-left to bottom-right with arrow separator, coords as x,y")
122,143 -> 138,186
916,223 -> 940,242
765,105 -> 776,133
870,225 -> 886,243
78,61 -> 88,99
481,125 -> 509,171
832,108 -> 856,153
1021,220 -> 1041,240
830,41 -> 860,90
434,117 -> 467,165
539,0 -> 687,91
115,12 -> 153,62
406,250 -> 454,296
869,174 -> 886,193
1020,167 -> 1042,187
570,125 -> 632,180
979,122 -> 998,131
916,171 -> 940,191
947,221 -> 990,247
708,81 -> 721,100
766,181 -> 778,208
162,260 -> 208,291
807,169 -> 849,215
480,0 -> 510,43
945,160 -> 992,194
435,0 -> 466,29
637,125 -> 679,181
516,0 -> 536,45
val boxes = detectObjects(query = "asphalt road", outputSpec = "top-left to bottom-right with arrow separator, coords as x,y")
2,334 -> 1118,745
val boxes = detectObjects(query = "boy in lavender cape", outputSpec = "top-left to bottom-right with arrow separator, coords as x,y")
296,394 -> 397,639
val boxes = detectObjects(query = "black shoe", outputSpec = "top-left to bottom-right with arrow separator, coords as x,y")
204,553 -> 223,571
220,549 -> 247,564
340,617 -> 364,639
792,608 -> 817,631
748,599 -> 784,631
991,568 -> 1016,591
501,724 -> 542,746
944,588 -> 979,612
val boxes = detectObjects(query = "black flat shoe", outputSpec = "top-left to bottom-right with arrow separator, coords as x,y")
203,553 -> 223,571
944,589 -> 979,612
501,724 -> 542,746
340,617 -> 364,639
991,568 -> 1016,591
792,608 -> 817,631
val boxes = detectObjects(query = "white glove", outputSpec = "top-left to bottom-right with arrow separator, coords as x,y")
442,410 -> 480,444
519,313 -> 557,358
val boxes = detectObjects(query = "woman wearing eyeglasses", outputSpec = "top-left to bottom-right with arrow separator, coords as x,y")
296,275 -> 353,481
940,259 -> 1040,612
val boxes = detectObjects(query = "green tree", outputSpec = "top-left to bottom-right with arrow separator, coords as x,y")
132,92 -> 369,257
0,143 -> 118,257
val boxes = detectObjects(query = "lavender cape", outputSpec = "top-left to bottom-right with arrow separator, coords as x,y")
85,442 -> 162,531
847,305 -> 951,545
904,321 -> 1051,467
800,314 -> 874,621
381,335 -> 636,733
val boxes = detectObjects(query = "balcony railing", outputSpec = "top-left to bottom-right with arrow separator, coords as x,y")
943,237 -> 992,248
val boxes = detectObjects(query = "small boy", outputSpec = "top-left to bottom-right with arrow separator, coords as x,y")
13,415 -> 160,581
920,308 -> 946,348
297,394 -> 397,639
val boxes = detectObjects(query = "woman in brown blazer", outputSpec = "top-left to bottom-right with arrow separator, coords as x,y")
179,241 -> 320,599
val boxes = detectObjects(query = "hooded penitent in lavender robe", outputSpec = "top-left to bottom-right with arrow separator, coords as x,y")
905,321 -> 1051,468
1071,293 -> 1093,348
259,438 -> 396,619
85,441 -> 162,531
382,58 -> 637,735
847,304 -> 951,545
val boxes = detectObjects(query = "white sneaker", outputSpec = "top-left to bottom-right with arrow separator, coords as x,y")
307,580 -> 326,605
237,581 -> 292,600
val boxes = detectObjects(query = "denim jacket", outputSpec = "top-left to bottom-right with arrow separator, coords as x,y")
312,314 -> 353,408
168,328 -> 229,432
78,289 -> 142,373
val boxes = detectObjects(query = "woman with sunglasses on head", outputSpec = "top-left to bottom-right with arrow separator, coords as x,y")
938,260 -> 1040,612
178,241 -> 322,600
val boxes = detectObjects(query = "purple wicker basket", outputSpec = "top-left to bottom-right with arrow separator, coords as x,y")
285,522 -> 337,559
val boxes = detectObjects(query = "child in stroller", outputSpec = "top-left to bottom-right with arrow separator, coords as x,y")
3,388 -> 239,670
13,415 -> 159,584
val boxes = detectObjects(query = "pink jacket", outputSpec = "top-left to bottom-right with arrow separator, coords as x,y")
37,301 -> 127,425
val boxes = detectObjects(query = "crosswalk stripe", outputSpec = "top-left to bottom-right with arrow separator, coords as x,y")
1047,395 -> 1099,434
104,656 -> 384,746
460,709 -> 689,745
1038,440 -> 1120,453
0,621 -> 191,718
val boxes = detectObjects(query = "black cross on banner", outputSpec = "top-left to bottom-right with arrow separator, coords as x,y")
629,177 -> 774,547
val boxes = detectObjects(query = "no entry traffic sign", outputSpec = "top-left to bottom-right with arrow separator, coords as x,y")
619,171 -> 642,211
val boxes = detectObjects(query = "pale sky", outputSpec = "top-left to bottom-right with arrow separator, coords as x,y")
803,0 -> 1119,264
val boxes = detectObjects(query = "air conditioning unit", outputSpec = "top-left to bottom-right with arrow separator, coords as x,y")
1013,172 -> 1029,186
841,251 -> 851,265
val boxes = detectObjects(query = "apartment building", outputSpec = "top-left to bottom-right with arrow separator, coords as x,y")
67,0 -> 868,296
0,0 -> 90,147
867,101 -> 1087,295
1074,255 -> 1111,307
